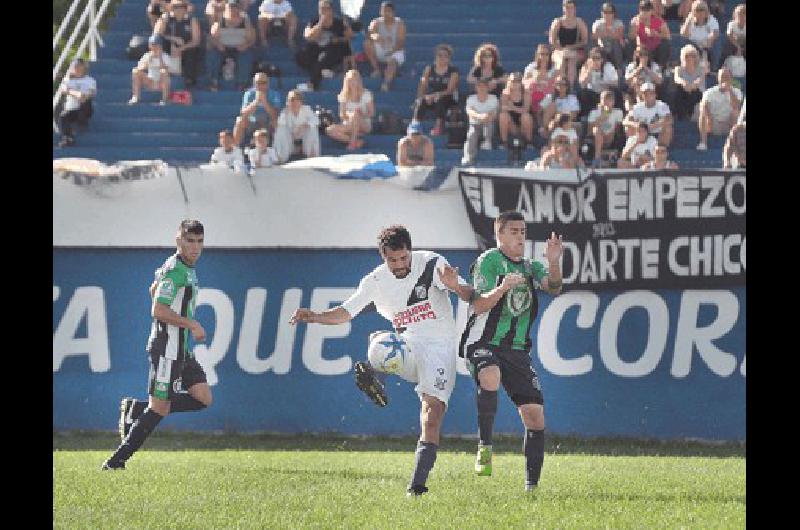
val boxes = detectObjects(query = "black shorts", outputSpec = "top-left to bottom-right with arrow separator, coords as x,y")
465,344 -> 544,407
148,353 -> 207,401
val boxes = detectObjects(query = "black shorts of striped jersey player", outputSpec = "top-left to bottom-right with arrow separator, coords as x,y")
289,224 -> 476,496
459,210 -> 564,491
102,220 -> 212,471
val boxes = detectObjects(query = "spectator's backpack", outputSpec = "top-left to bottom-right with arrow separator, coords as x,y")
252,61 -> 283,89
314,105 -> 337,133
445,105 -> 468,149
126,34 -> 150,61
374,111 -> 404,135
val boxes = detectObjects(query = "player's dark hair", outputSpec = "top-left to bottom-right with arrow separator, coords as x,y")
377,225 -> 412,254
495,210 -> 524,233
179,219 -> 204,236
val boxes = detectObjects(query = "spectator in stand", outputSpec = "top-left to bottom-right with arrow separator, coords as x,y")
548,112 -> 581,159
591,2 -> 625,69
207,0 -> 257,91
129,35 -> 171,105
413,44 -> 460,136
467,43 -> 507,99
539,134 -> 585,169
364,1 -> 406,92
672,44 -> 707,120
499,72 -> 533,147
210,129 -> 245,170
723,120 -> 745,169
587,89 -> 625,167
58,59 -> 97,147
720,4 -> 745,68
258,0 -> 298,50
397,122 -> 434,167
624,45 -> 663,111
577,47 -> 619,118
461,78 -> 499,165
246,128 -> 279,169
233,72 -> 281,147
273,89 -> 321,163
642,143 -> 679,168
205,0 -> 226,26
147,0 -> 170,28
541,77 -> 580,135
523,45 -> 558,139
679,0 -> 723,20
155,0 -> 202,88
697,66 -> 742,151
618,122 -> 658,168
549,0 -> 589,89
296,0 -> 353,91
628,0 -> 671,69
680,0 -> 719,69
326,69 -> 374,150
623,81 -> 672,146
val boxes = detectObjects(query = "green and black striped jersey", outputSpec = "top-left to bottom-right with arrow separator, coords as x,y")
146,253 -> 199,360
462,248 -> 548,352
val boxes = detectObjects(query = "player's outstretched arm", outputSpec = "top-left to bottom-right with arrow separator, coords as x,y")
289,306 -> 352,326
472,273 -> 527,315
437,264 -> 475,302
541,232 -> 564,295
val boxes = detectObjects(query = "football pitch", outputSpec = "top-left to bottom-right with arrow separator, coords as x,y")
54,432 -> 745,529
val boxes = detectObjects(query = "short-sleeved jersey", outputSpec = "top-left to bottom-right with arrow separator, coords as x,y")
462,248 -> 548,352
342,250 -> 465,339
146,253 -> 199,360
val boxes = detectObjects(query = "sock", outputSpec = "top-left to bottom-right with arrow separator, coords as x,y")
476,388 -> 498,446
524,429 -> 545,486
170,393 -> 207,413
409,441 -> 438,488
129,400 -> 148,423
109,408 -> 164,464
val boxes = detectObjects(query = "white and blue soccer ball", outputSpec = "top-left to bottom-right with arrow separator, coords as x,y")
367,331 -> 407,375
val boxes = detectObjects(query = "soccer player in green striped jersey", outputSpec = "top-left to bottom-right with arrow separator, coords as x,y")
460,211 -> 563,491
102,220 -> 212,470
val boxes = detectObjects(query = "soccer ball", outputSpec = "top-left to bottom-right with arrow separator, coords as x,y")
367,331 -> 407,375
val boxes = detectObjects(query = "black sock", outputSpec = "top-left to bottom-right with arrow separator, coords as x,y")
524,429 -> 545,486
130,400 -> 148,422
477,388 -> 497,446
409,441 -> 438,488
109,408 -> 164,464
170,393 -> 207,413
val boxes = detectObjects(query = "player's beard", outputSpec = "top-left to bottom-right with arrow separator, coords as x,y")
391,267 -> 410,279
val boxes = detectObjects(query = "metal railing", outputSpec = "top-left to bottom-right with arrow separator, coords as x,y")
53,0 -> 114,132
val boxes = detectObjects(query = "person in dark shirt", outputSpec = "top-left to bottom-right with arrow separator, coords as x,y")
295,0 -> 353,91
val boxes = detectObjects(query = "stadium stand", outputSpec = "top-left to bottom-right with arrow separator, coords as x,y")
53,0 -> 743,183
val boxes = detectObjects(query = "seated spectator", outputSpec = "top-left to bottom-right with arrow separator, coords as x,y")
147,0 -> 170,28
129,35 -> 171,105
548,112 -> 581,159
273,89 -> 321,163
623,45 -> 663,111
587,89 -> 625,167
680,0 -> 719,69
154,0 -> 202,87
296,0 -> 353,91
697,67 -> 742,151
207,0 -> 257,91
58,59 -> 97,147
628,0 -> 671,69
618,122 -> 658,168
246,128 -> 279,170
679,0 -> 723,20
326,69 -> 374,150
577,47 -> 619,118
723,121 -> 745,169
397,122 -> 434,167
210,129 -> 245,170
540,134 -> 585,169
499,72 -> 533,147
541,77 -> 580,136
461,78 -> 499,165
233,72 -> 281,147
591,2 -> 625,69
467,43 -> 507,99
205,0 -> 226,26
413,44 -> 460,136
720,4 -> 745,69
642,143 -> 679,168
364,1 -> 406,92
623,81 -> 672,146
549,0 -> 589,89
523,45 -> 558,135
672,44 -> 707,120
258,0 -> 298,50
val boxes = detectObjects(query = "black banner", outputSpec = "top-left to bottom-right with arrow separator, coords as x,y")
458,168 -> 746,290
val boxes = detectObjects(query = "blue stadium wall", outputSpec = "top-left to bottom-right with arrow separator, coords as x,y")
53,248 -> 745,440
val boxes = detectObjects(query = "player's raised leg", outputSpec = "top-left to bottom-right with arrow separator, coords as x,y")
407,394 -> 445,496
118,397 -> 149,442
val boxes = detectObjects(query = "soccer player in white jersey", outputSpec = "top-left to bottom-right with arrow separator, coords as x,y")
290,225 -> 474,496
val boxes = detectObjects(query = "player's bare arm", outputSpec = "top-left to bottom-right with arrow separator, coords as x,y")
437,264 -> 474,302
540,232 -> 564,295
152,301 -> 206,341
149,280 -> 158,298
472,272 -> 527,315
289,306 -> 352,325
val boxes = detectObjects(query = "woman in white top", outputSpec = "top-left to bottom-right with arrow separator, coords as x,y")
720,4 -> 745,68
129,35 -> 171,105
326,69 -> 375,150
273,89 -> 321,163
541,77 -> 580,136
672,44 -> 707,120
680,0 -> 719,68
577,46 -> 619,118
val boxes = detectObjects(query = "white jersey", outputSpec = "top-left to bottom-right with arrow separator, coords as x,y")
342,250 -> 465,339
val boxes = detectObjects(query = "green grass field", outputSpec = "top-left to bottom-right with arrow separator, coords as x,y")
54,432 -> 745,529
